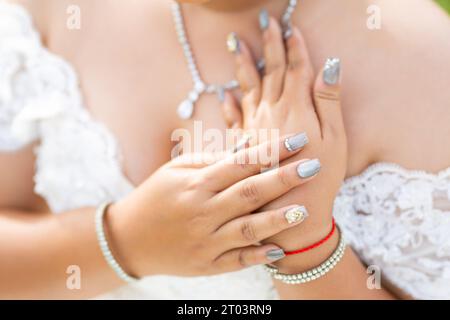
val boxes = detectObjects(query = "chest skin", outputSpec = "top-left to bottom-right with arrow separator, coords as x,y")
44,0 -> 450,187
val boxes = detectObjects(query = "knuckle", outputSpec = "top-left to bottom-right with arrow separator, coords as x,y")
240,220 -> 257,242
239,181 -> 261,204
314,90 -> 340,102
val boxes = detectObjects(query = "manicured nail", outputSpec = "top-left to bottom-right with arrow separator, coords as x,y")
259,9 -> 269,31
284,132 -> 308,152
283,21 -> 293,40
233,134 -> 251,153
257,58 -> 266,72
218,88 -> 225,103
266,249 -> 285,262
297,159 -> 321,178
285,206 -> 309,224
227,32 -> 240,54
323,58 -> 341,85
283,27 -> 293,40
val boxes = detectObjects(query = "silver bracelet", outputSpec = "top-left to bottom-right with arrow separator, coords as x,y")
95,202 -> 139,283
263,226 -> 346,284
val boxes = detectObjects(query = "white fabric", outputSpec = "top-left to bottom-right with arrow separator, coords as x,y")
1,1 -> 449,299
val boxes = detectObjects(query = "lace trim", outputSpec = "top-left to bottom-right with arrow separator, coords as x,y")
345,162 -> 450,185
335,162 -> 450,300
0,1 -> 134,211
2,0 -> 450,300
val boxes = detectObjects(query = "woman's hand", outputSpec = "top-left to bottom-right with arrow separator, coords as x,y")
223,16 -> 347,269
106,135 -> 318,278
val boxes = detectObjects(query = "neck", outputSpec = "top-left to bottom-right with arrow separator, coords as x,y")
199,0 -> 276,12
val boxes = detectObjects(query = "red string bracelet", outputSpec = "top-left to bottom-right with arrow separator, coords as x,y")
285,218 -> 336,256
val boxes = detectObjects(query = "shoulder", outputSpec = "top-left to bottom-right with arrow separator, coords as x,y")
369,0 -> 450,115
344,0 -> 450,171
354,0 -> 450,111
376,0 -> 450,74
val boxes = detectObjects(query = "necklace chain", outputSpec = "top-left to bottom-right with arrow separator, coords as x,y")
172,0 -> 298,119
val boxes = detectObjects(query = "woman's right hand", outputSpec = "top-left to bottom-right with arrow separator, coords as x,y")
106,133 -> 318,278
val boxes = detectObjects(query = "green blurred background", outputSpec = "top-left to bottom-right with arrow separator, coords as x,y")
436,0 -> 450,13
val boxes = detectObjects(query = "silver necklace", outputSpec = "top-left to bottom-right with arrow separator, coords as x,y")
171,0 -> 298,120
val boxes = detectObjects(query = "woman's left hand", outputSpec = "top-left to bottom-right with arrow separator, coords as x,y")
223,17 -> 347,269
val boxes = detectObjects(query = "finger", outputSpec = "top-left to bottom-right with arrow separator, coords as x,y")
221,92 -> 242,129
282,27 -> 314,107
212,244 -> 285,273
214,158 -> 321,220
203,132 -> 309,191
170,152 -> 224,169
313,58 -> 345,139
260,13 -> 287,103
232,134 -> 251,154
214,205 -> 308,249
227,33 -> 261,117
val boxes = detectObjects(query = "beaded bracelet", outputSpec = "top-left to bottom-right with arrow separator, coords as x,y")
95,202 -> 139,283
264,226 -> 346,284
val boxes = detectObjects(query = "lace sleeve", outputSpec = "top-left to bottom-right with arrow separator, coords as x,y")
334,163 -> 450,299
0,1 -> 43,151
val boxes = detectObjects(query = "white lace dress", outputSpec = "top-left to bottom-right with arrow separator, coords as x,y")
1,1 -> 450,300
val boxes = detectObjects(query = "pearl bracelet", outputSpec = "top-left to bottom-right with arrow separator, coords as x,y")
264,226 -> 346,284
95,202 -> 139,283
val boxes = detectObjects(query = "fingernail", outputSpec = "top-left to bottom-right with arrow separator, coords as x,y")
257,58 -> 266,72
233,134 -> 251,153
285,206 -> 309,224
259,9 -> 269,31
283,27 -> 293,40
323,57 -> 341,85
297,159 -> 321,178
266,249 -> 285,262
218,87 -> 225,102
284,132 -> 308,152
283,21 -> 293,40
227,32 -> 240,54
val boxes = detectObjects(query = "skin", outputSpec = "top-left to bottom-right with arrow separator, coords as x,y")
1,0 -> 449,299
223,17 -> 392,299
1,132 -> 319,299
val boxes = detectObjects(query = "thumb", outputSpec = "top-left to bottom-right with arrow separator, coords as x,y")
313,57 -> 345,138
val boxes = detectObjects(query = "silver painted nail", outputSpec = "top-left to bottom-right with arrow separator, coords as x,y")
284,132 -> 309,152
218,87 -> 225,103
283,21 -> 293,40
227,32 -> 240,54
297,159 -> 321,178
323,58 -> 341,85
266,249 -> 285,262
259,9 -> 269,31
283,27 -> 293,40
285,206 -> 309,224
257,58 -> 266,72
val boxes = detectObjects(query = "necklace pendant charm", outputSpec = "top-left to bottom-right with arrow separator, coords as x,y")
172,1 -> 297,119
177,99 -> 194,120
